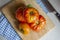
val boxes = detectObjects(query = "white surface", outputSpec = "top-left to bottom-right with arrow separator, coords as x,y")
0,11 -> 2,16
0,0 -> 10,7
48,0 -> 60,14
39,13 -> 60,40
0,35 -> 7,40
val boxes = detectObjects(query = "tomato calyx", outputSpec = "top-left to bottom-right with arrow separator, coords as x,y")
19,28 -> 24,33
30,11 -> 34,16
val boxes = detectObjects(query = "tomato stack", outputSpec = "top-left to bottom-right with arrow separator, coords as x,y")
16,7 -> 46,35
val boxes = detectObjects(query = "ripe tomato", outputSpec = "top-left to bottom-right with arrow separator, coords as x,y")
19,23 -> 30,35
29,15 -> 46,32
39,15 -> 46,25
16,7 -> 26,22
23,7 -> 39,23
29,20 -> 40,32
39,15 -> 46,29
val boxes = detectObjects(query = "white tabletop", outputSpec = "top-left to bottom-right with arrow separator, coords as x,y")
0,35 -> 7,40
48,0 -> 60,14
0,0 -> 10,7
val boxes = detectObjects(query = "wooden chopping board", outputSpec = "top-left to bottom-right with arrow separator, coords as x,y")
1,0 -> 55,40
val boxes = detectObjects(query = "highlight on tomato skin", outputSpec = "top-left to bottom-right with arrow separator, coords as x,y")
16,7 -> 26,23
23,7 -> 39,23
19,23 -> 30,35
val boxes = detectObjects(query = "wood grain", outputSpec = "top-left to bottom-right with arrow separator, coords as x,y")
2,0 -> 55,40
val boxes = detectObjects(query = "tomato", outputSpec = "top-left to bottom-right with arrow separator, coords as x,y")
39,15 -> 46,25
16,7 -> 26,22
39,15 -> 46,29
30,25 -> 40,32
29,20 -> 40,32
29,15 -> 46,32
23,7 -> 39,23
19,23 -> 30,35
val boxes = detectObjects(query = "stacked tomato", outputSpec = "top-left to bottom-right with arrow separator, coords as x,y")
16,6 -> 46,35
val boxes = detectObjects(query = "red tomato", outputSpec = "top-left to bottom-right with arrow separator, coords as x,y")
39,15 -> 46,25
29,15 -> 46,32
16,7 -> 26,22
29,20 -> 40,32
39,15 -> 46,28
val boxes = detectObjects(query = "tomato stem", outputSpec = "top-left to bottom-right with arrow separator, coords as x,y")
30,11 -> 34,15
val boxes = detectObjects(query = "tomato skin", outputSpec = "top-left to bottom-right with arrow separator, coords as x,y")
39,15 -> 46,23
23,7 -> 39,23
30,24 -> 40,32
16,7 -> 26,22
29,20 -> 40,32
19,23 -> 30,35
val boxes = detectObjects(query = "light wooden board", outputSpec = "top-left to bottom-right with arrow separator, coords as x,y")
2,0 -> 55,40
